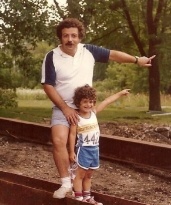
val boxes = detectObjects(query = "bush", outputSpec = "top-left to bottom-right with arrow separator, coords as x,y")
0,89 -> 18,108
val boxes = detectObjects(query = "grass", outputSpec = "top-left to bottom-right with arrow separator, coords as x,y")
0,106 -> 51,123
18,99 -> 52,108
97,107 -> 171,125
0,89 -> 171,125
0,99 -> 171,125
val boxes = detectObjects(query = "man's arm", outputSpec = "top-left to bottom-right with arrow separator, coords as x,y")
109,50 -> 156,67
43,84 -> 79,125
43,84 -> 68,110
96,89 -> 130,113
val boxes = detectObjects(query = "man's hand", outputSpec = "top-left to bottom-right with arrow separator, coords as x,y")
137,55 -> 156,67
62,106 -> 79,125
120,89 -> 130,96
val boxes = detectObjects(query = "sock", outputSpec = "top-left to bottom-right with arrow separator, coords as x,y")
74,191 -> 83,201
61,177 -> 72,188
83,190 -> 91,199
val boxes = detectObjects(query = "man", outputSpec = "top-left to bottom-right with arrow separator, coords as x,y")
41,18 -> 155,199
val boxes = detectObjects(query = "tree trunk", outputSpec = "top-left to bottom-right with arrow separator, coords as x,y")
148,50 -> 161,111
147,0 -> 162,111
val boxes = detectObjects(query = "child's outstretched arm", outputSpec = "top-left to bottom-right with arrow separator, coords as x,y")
96,89 -> 130,113
69,124 -> 77,162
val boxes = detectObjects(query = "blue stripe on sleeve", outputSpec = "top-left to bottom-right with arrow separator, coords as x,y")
44,51 -> 56,86
84,44 -> 110,63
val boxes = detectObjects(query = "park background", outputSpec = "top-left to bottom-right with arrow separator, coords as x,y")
0,0 -> 171,124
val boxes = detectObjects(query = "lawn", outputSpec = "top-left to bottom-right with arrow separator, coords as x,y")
0,99 -> 171,125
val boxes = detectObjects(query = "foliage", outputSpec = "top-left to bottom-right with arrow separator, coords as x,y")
0,0 -> 171,110
0,0 -> 52,53
0,69 -> 12,89
0,0 -> 57,90
94,63 -> 149,93
158,34 -> 171,94
0,88 -> 17,108
53,0 -> 171,111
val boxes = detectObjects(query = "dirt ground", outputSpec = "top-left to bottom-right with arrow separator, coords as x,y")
0,122 -> 171,205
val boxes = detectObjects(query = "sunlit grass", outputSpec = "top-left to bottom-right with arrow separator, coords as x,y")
18,99 -> 52,108
16,88 -> 48,100
97,106 -> 171,125
0,88 -> 171,125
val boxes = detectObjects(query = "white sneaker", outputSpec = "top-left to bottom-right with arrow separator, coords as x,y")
53,187 -> 72,199
82,196 -> 103,205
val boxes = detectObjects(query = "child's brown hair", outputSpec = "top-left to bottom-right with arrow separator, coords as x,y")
73,84 -> 96,108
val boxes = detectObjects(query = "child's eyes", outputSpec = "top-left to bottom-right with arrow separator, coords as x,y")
82,99 -> 95,104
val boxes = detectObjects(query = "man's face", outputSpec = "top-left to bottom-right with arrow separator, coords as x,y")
61,27 -> 81,56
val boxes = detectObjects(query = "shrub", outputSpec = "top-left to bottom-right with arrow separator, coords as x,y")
0,89 -> 18,108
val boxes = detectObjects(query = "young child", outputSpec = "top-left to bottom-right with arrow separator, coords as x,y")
69,84 -> 130,204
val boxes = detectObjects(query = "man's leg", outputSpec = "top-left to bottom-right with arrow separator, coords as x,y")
51,125 -> 72,198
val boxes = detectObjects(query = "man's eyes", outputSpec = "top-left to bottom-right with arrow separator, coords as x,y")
63,34 -> 78,38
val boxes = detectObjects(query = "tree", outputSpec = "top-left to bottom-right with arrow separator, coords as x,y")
0,0 -> 52,53
53,0 -> 171,111
0,0 -> 56,89
120,0 -> 171,110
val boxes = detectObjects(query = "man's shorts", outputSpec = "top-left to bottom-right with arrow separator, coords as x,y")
76,146 -> 99,170
51,107 -> 70,128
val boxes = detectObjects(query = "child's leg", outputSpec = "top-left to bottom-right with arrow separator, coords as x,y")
82,169 -> 94,199
73,166 -> 86,201
82,169 -> 103,205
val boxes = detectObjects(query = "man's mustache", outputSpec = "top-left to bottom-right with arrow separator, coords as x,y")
66,41 -> 73,46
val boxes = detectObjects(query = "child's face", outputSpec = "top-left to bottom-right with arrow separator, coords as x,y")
79,98 -> 95,113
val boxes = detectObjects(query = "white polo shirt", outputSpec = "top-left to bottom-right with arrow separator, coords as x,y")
41,43 -> 110,108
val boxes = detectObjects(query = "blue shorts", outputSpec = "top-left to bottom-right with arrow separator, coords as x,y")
51,107 -> 70,128
76,146 -> 99,170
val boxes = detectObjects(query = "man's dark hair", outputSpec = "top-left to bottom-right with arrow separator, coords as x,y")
73,84 -> 96,108
56,18 -> 85,40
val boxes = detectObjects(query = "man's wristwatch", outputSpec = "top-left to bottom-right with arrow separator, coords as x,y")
134,56 -> 139,64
